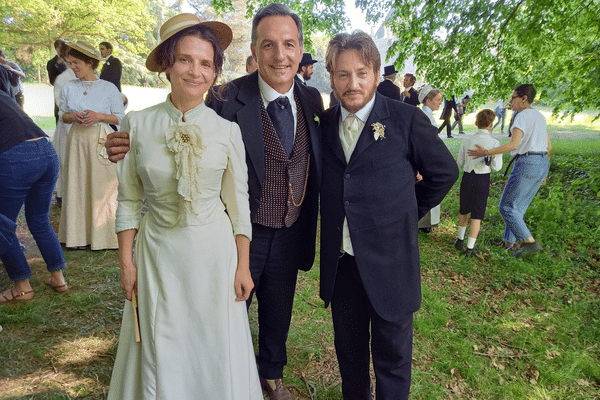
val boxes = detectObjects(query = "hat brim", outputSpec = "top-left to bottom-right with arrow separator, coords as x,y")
65,41 -> 102,61
146,20 -> 233,72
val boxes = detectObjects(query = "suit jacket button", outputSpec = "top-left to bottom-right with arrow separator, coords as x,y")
344,201 -> 350,206
344,174 -> 350,179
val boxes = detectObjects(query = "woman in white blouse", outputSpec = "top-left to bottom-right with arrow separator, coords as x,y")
469,84 -> 551,257
107,14 -> 261,399
416,85 -> 444,232
57,41 -> 125,250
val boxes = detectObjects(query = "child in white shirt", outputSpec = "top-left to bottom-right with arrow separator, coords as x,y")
454,109 -> 503,256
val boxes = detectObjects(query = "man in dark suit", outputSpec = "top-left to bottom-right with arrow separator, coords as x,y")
295,52 -> 317,85
99,41 -> 122,92
401,73 -> 420,106
320,31 -> 458,399
376,65 -> 401,101
47,39 -> 67,122
46,39 -> 67,86
439,95 -> 458,138
105,4 -> 322,399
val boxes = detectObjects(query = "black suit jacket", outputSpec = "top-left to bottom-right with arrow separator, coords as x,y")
376,79 -> 401,101
207,71 -> 324,272
403,87 -> 420,106
319,94 -> 458,321
100,55 -> 122,92
46,55 -> 66,86
440,96 -> 457,120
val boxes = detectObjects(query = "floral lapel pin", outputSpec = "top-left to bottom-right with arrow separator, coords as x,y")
314,114 -> 321,126
372,122 -> 386,140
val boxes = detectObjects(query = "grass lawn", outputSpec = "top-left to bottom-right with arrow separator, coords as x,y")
1,106 -> 599,398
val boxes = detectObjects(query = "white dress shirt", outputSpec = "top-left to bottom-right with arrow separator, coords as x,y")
258,74 -> 298,138
457,129 -> 503,174
338,94 -> 377,256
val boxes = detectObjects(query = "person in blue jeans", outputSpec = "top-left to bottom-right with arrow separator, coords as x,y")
0,87 -> 68,303
468,84 -> 551,257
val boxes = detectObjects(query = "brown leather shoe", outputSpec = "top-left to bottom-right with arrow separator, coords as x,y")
260,376 -> 295,400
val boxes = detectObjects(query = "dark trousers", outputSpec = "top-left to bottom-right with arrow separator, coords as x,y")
247,222 -> 302,379
331,254 -> 413,400
438,117 -> 453,137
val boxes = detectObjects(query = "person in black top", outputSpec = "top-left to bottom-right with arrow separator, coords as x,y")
400,73 -> 420,106
0,87 -> 68,304
438,95 -> 458,138
47,39 -> 67,86
99,41 -> 123,92
376,65 -> 401,101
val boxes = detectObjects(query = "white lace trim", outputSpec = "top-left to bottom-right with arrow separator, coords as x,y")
165,123 -> 206,217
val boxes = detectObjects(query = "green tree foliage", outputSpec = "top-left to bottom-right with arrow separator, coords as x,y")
356,0 -> 600,117
1,0 -> 154,83
214,0 -> 348,51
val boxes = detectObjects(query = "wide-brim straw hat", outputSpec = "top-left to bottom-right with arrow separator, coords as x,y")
65,40 -> 102,61
146,13 -> 233,72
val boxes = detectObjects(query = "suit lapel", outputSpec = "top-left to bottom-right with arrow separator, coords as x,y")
295,83 -> 322,186
323,106 -> 346,166
236,73 -> 267,186
349,94 -> 390,164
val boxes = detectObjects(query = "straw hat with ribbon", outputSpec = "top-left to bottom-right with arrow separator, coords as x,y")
65,40 -> 102,61
146,13 -> 233,72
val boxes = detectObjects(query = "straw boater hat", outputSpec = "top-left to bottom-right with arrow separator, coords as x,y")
146,13 -> 233,72
65,40 -> 102,61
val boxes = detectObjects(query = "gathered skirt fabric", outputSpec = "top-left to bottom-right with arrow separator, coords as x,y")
58,123 -> 118,250
107,212 -> 263,400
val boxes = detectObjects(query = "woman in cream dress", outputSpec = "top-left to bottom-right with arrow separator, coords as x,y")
107,14 -> 262,399
58,41 -> 125,249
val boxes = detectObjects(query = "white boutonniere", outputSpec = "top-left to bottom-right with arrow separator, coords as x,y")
314,114 -> 320,126
372,122 -> 386,140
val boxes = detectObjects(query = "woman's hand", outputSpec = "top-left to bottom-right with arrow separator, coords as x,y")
233,234 -> 252,302
120,262 -> 138,302
117,229 -> 138,302
468,144 -> 487,159
234,265 -> 254,302
78,110 -> 104,126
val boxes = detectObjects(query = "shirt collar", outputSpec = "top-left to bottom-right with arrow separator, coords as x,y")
258,73 -> 295,106
165,94 -> 207,122
340,93 -> 377,123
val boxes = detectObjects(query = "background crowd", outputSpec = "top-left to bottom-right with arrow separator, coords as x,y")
1,3 -> 552,399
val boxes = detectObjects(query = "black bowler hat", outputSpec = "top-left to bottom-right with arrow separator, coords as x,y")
299,53 -> 318,67
382,65 -> 398,76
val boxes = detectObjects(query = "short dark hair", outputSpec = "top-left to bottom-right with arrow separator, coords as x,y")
251,3 -> 303,48
475,109 -> 495,128
326,31 -> 381,75
99,41 -> 113,52
405,73 -> 416,85
514,84 -> 536,104
67,48 -> 100,70
54,39 -> 65,50
157,24 -> 224,85
246,55 -> 254,67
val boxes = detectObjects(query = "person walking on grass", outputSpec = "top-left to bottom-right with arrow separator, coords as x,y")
468,84 -> 551,257
454,109 -> 502,257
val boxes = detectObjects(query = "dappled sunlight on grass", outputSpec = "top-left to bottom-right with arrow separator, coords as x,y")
49,336 -> 117,367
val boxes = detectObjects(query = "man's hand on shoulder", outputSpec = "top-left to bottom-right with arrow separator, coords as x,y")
105,131 -> 131,163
